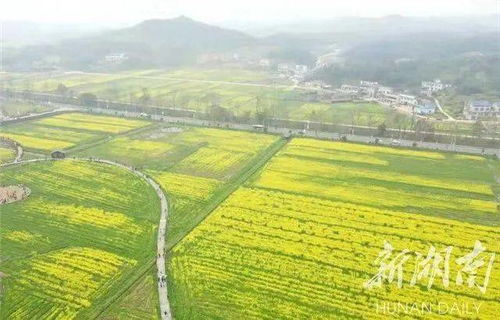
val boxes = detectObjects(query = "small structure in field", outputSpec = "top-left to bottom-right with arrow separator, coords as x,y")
51,150 -> 66,159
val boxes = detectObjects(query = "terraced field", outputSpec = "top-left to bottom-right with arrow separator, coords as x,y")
0,113 -> 151,153
0,160 -> 160,319
169,139 -> 500,319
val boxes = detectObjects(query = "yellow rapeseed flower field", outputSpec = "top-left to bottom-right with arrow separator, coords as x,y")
1,160 -> 159,318
169,138 -> 499,319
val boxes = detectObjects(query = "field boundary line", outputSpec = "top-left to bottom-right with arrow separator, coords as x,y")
165,137 -> 288,251
63,122 -> 161,154
2,157 -> 172,320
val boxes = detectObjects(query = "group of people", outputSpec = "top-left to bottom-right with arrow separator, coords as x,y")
158,274 -> 167,287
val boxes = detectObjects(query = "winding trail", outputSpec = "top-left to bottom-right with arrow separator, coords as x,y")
1,157 -> 172,319
434,97 -> 456,121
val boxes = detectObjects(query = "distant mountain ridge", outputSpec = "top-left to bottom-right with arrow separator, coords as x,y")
112,16 -> 254,49
4,16 -> 256,70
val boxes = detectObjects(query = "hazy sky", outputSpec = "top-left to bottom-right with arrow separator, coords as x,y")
1,0 -> 499,23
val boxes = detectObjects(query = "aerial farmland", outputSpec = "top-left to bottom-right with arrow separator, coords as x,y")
1,108 -> 498,318
1,5 -> 500,318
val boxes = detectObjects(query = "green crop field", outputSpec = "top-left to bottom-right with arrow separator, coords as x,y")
74,125 -> 281,246
1,69 -> 412,128
289,101 -> 397,126
0,160 -> 160,319
1,107 -> 498,319
0,112 -> 152,153
71,124 -> 282,317
0,146 -> 16,163
168,138 -> 500,319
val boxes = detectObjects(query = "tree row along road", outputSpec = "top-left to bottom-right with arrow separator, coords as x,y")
1,158 -> 172,320
2,102 -> 498,157
88,107 -> 500,157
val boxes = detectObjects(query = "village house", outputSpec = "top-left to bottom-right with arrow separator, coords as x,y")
421,79 -> 449,96
357,81 -> 379,98
339,85 -> 360,95
104,53 -> 128,64
360,81 -> 379,88
397,94 -> 418,106
376,92 -> 398,105
415,99 -> 437,115
463,100 -> 499,120
378,86 -> 393,96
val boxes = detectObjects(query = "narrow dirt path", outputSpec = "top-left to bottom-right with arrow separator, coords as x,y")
433,97 -> 455,121
1,157 -> 172,319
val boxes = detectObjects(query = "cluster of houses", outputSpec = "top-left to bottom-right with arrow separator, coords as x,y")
274,63 -> 310,83
421,79 -> 451,97
103,53 -> 129,65
194,53 -> 311,83
338,80 -> 441,115
463,100 -> 500,120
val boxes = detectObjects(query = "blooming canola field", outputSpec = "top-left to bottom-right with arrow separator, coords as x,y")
2,106 -> 499,320
0,113 -> 151,152
169,138 -> 500,319
76,126 -> 280,247
0,160 -> 160,319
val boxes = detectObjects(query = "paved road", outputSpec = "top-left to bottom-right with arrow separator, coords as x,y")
1,157 -> 172,319
2,100 -> 498,157
0,106 -> 78,124
88,107 -> 500,157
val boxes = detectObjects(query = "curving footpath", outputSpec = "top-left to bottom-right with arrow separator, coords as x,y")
1,157 -> 172,319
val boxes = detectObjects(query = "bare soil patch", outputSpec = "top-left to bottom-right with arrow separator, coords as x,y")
0,185 -> 31,205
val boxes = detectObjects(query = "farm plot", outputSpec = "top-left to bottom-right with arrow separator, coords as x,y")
35,113 -> 150,134
0,112 -> 151,153
75,126 -> 280,247
169,138 -> 500,319
289,101 -> 398,127
0,160 -> 160,319
2,69 -> 421,130
0,146 -> 15,163
2,69 -> 396,125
